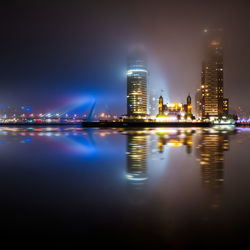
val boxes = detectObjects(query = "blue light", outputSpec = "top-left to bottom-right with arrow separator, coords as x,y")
26,107 -> 31,112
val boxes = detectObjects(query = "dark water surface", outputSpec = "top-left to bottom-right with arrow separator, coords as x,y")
1,126 -> 250,247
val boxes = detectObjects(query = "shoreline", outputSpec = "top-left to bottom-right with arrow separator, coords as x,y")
81,121 -> 212,128
0,121 -> 246,127
0,123 -> 82,126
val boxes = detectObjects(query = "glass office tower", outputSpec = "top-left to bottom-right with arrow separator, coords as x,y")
127,53 -> 148,117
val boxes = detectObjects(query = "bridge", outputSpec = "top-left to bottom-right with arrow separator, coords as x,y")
236,119 -> 250,126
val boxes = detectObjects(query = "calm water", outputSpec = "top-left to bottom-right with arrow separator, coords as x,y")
1,126 -> 250,247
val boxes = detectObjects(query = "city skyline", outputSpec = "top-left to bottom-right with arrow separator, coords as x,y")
1,1 -> 250,116
2,1 -> 250,245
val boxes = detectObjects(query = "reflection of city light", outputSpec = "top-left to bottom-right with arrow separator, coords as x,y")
197,129 -> 231,210
210,41 -> 220,46
213,125 -> 235,131
126,174 -> 148,181
156,116 -> 178,122
155,128 -> 178,134
213,120 -> 235,125
167,141 -> 182,147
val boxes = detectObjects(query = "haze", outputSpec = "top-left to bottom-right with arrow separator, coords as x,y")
0,0 -> 249,115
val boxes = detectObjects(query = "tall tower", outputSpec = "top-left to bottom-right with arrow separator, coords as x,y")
127,51 -> 148,117
201,29 -> 224,119
159,96 -> 163,115
187,94 -> 192,115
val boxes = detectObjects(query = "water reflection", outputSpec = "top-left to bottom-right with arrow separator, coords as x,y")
196,128 -> 236,210
156,129 -> 195,154
121,127 -> 237,209
2,125 -> 250,245
125,131 -> 148,204
123,128 -> 198,204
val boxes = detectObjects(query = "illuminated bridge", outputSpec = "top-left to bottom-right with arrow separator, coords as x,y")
236,119 -> 250,126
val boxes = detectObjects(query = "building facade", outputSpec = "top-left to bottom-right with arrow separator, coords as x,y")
195,88 -> 202,119
127,54 -> 148,117
157,94 -> 192,121
158,96 -> 164,115
184,94 -> 192,115
201,29 -> 224,119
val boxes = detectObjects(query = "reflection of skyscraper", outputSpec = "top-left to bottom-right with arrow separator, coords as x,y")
126,134 -> 148,181
197,129 -> 231,208
201,29 -> 224,119
126,132 -> 148,204
127,52 -> 148,117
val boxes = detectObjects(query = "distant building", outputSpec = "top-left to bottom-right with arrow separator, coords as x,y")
183,94 -> 192,115
127,52 -> 148,117
201,28 -> 228,119
157,95 -> 195,121
195,88 -> 202,118
148,89 -> 159,116
158,96 -> 164,115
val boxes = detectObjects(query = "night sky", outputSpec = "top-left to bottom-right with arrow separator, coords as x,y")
1,0 -> 250,115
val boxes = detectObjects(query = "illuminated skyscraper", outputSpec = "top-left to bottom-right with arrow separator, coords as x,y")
127,53 -> 148,117
201,29 -> 224,119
